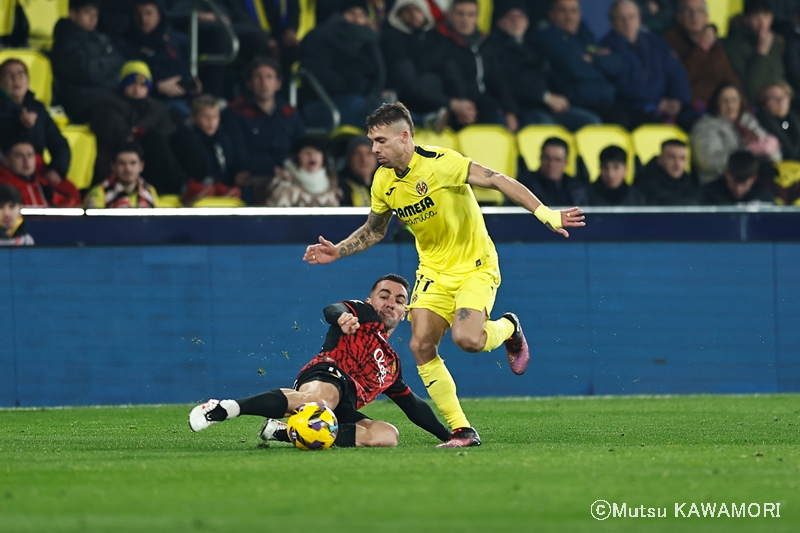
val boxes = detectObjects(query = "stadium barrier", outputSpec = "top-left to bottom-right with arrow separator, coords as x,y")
2,207 -> 799,407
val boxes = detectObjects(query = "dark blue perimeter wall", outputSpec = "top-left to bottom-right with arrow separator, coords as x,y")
1,242 -> 799,407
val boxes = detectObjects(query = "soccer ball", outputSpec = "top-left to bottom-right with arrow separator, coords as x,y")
286,402 -> 338,451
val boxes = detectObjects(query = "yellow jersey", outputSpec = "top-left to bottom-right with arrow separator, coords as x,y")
370,144 -> 498,274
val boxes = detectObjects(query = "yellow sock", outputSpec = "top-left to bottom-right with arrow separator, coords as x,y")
417,356 -> 470,430
482,316 -> 515,352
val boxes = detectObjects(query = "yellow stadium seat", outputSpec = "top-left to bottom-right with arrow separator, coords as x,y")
414,128 -> 460,151
477,0 -> 493,34
574,125 -> 636,184
59,125 -> 96,190
517,124 -> 578,177
297,0 -> 316,40
329,125 -> 365,139
631,124 -> 691,171
19,0 -> 68,50
706,0 -> 739,37
156,194 -> 184,208
0,1 -> 15,37
191,196 -> 247,208
457,125 -> 517,206
0,48 -> 53,107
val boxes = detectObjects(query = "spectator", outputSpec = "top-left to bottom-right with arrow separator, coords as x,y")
602,0 -> 693,128
757,80 -> 800,159
84,142 -> 158,208
724,0 -> 785,103
635,0 -> 674,34
437,0 -> 519,131
0,140 -> 81,208
51,0 -> 126,124
299,0 -> 387,129
488,0 -> 600,131
116,0 -> 201,119
171,95 -> 244,205
338,135 -> 377,207
381,0 -> 473,132
266,137 -> 342,207
518,137 -> 589,206
588,145 -> 647,206
637,139 -> 702,204
0,183 -> 34,246
0,59 -> 72,186
690,82 -> 781,184
221,57 -> 304,205
90,60 -> 187,194
534,0 -> 623,125
702,149 -> 776,204
663,0 -> 744,105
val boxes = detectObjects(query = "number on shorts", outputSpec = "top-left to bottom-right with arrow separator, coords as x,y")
413,274 -> 434,294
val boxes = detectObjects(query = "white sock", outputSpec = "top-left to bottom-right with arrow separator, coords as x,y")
220,399 -> 240,419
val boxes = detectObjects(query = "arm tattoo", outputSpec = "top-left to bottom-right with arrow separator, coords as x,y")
484,168 -> 496,179
338,211 -> 392,258
457,308 -> 472,321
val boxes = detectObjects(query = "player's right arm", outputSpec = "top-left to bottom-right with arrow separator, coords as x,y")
303,210 -> 392,264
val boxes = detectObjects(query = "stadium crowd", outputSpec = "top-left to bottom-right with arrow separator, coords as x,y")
2,0 -> 800,235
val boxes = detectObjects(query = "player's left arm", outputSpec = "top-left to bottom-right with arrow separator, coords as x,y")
386,381 -> 451,441
467,162 -> 586,238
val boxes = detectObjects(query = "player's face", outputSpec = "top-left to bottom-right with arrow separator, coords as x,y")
0,201 -> 21,231
368,123 -> 409,169
658,145 -> 688,179
367,280 -> 408,331
599,161 -> 626,189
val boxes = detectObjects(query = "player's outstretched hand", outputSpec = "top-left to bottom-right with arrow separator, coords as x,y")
554,207 -> 586,238
338,312 -> 360,335
303,236 -> 338,264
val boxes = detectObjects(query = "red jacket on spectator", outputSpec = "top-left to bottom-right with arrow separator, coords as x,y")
0,157 -> 81,208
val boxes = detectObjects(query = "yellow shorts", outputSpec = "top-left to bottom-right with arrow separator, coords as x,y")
408,263 -> 501,325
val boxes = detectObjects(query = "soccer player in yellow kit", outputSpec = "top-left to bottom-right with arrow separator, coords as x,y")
304,103 -> 585,447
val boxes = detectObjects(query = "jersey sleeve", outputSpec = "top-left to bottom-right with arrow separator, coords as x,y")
432,147 -> 472,188
369,170 -> 392,215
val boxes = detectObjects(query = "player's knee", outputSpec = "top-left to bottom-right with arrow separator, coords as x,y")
409,337 -> 437,361
450,329 -> 483,353
361,423 -> 398,447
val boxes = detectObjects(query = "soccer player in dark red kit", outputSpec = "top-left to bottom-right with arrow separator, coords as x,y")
189,274 -> 450,447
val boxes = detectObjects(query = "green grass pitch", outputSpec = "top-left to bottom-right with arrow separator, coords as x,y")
1,394 -> 798,533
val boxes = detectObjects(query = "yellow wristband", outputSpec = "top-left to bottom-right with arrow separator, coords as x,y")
534,205 -> 562,230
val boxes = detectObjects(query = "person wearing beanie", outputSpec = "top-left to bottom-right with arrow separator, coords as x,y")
0,59 -> 72,187
89,61 -> 187,194
51,0 -> 125,124
266,137 -> 342,207
116,0 -> 200,120
0,183 -> 34,246
339,135 -> 377,206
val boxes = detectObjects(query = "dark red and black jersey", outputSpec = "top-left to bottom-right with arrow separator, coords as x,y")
300,300 -> 410,409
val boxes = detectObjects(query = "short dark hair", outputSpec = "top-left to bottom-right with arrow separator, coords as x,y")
0,58 -> 28,78
370,273 -> 411,295
1,137 -> 34,156
245,56 -> 282,81
366,102 -> 414,137
541,137 -> 569,155
452,0 -> 479,6
744,0 -> 772,16
70,0 -> 101,10
0,183 -> 22,206
661,139 -> 687,151
726,150 -> 759,182
114,141 -> 144,161
600,145 -> 627,165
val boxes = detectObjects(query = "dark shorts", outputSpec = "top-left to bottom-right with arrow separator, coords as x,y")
292,362 -> 369,424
